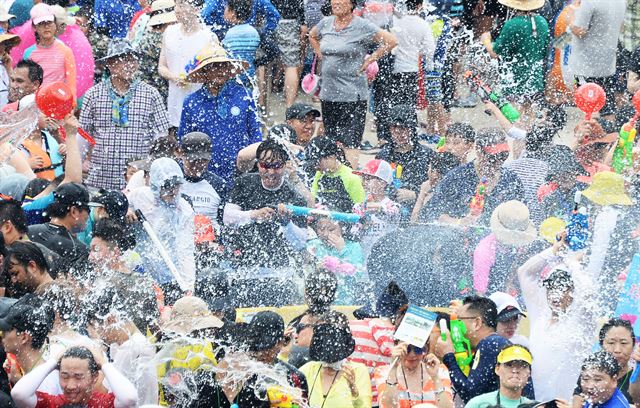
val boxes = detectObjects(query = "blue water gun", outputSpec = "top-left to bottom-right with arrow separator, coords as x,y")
285,205 -> 361,223
566,191 -> 590,251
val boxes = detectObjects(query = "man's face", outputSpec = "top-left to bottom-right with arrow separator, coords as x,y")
476,148 -> 509,171
175,0 -> 200,22
258,153 -> 286,189
546,287 -> 573,313
59,358 -> 98,405
363,175 -> 387,196
106,54 -> 139,82
89,237 -> 115,266
445,135 -> 472,159
457,304 -> 481,340
201,62 -> 237,86
602,327 -> 635,369
183,157 -> 210,177
390,125 -> 412,147
9,67 -> 39,103
7,257 -> 38,293
315,218 -> 341,244
496,316 -> 520,339
496,360 -> 531,392
580,368 -> 618,404
70,206 -> 90,233
287,114 -> 316,146
0,220 -> 22,245
159,183 -> 181,205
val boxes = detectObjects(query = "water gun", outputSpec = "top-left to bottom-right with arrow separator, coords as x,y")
391,163 -> 403,188
285,205 -> 361,223
267,387 -> 299,408
436,136 -> 446,152
440,317 -> 472,376
612,116 -> 638,174
566,191 -> 589,251
464,70 -> 520,123
469,177 -> 488,216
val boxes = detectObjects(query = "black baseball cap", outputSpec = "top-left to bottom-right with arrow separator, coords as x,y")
89,190 -> 129,222
246,311 -> 285,352
307,136 -> 339,161
53,183 -> 90,208
181,132 -> 212,161
286,103 -> 321,121
388,105 -> 418,129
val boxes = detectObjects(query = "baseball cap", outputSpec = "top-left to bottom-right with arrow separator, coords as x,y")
388,105 -> 417,129
181,132 -> 212,161
246,311 -> 285,352
89,190 -> 129,222
489,291 -> 525,322
497,345 -> 532,365
53,183 -> 90,208
163,296 -> 224,334
30,3 -> 55,25
307,136 -> 339,160
542,268 -> 574,291
354,159 -> 393,184
286,103 -> 321,121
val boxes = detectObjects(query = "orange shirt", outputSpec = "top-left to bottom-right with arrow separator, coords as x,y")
373,363 -> 453,408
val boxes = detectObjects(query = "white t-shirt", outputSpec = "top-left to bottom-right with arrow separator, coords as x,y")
391,14 -> 435,73
180,178 -> 222,226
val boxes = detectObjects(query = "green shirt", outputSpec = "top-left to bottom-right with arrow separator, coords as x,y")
493,14 -> 550,96
465,390 -> 533,408
311,164 -> 365,212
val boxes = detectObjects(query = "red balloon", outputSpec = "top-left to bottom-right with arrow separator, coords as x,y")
35,82 -> 75,120
574,83 -> 606,120
632,90 -> 640,114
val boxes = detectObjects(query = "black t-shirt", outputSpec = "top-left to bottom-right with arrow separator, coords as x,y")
225,174 -> 307,267
189,359 -> 309,408
27,223 -> 89,276
376,144 -> 436,193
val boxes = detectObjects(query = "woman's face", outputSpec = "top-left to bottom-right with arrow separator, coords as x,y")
35,20 -> 57,42
175,0 -> 200,23
402,344 -> 425,371
331,0 -> 352,17
602,327 -> 634,369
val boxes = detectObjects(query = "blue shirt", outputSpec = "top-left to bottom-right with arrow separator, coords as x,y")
223,23 -> 261,76
584,389 -> 630,408
202,0 -> 280,40
94,0 -> 141,38
177,82 -> 263,186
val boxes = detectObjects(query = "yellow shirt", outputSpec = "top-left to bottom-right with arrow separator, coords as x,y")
300,361 -> 372,408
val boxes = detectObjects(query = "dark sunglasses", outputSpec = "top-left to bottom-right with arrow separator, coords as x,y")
258,161 -> 285,170
407,344 -> 426,355
295,322 -> 314,333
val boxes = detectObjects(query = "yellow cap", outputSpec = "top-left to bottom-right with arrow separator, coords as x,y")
539,217 -> 566,244
497,346 -> 532,365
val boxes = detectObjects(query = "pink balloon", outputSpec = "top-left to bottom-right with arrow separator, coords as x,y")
10,20 -> 95,98
574,83 -> 606,120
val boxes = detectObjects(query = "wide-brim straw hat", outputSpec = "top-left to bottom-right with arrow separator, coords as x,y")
184,42 -> 248,83
581,171 -> 633,206
162,296 -> 224,334
96,38 -> 140,66
148,0 -> 177,27
0,29 -> 20,49
498,0 -> 544,11
490,200 -> 537,247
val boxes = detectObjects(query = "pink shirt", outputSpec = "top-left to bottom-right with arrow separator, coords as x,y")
24,41 -> 77,97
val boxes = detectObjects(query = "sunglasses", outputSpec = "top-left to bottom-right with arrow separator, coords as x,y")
407,344 -> 426,355
295,322 -> 314,333
258,161 -> 285,170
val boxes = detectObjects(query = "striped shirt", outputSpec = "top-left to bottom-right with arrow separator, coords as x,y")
504,155 -> 548,225
373,363 -> 453,408
24,40 -> 77,98
222,23 -> 261,76
348,318 -> 395,406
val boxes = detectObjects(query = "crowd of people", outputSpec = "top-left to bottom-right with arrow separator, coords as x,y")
0,0 -> 639,406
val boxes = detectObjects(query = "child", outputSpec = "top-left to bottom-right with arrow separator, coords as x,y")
310,136 -> 365,212
0,27 -> 20,109
222,0 -> 260,82
353,159 -> 400,261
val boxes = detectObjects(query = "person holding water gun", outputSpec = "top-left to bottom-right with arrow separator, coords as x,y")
434,295 -> 534,403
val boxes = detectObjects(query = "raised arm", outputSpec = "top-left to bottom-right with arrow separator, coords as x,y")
11,359 -> 57,408
101,363 -> 138,408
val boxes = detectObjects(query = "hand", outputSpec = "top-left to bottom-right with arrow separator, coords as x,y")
44,117 -> 59,131
391,342 -> 408,360
174,75 -> 187,88
251,207 -> 276,222
459,213 -> 479,227
631,344 -> 640,363
552,231 -> 567,255
424,353 -> 441,380
449,299 -> 462,315
483,101 -> 499,115
276,203 -> 293,218
359,56 -> 375,74
325,233 -> 345,251
125,208 -> 138,224
434,329 -> 454,358
88,345 -> 106,368
28,155 -> 45,169
63,113 -> 80,136
58,143 -> 67,156
554,399 -> 571,408
396,188 -> 417,203
341,364 -> 358,396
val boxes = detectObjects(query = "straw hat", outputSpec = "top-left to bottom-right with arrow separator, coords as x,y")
184,42 -> 248,83
148,0 -> 177,27
0,27 -> 20,49
539,217 -> 566,245
0,6 -> 15,22
498,0 -> 544,11
581,171 -> 633,206
490,200 -> 537,247
163,296 -> 224,334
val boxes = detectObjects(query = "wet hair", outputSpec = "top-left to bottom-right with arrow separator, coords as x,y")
15,60 -> 44,87
92,218 -> 135,251
318,310 -> 350,328
526,126 -> 555,154
5,241 -> 48,272
305,269 -> 338,315
463,295 -> 498,330
581,351 -> 619,377
405,0 -> 421,11
57,346 -> 100,375
40,281 -> 79,325
226,0 -> 253,22
598,318 -> 636,346
256,139 -> 288,163
0,199 -> 28,235
446,122 -> 476,144
22,178 -> 51,200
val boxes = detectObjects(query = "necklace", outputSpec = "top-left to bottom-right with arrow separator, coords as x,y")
309,366 -> 340,408
401,363 -> 424,403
